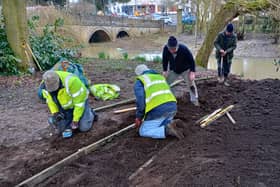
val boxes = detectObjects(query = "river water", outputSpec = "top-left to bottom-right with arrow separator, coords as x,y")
81,44 -> 280,80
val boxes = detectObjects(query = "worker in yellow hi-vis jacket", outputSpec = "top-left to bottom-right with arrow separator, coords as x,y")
41,70 -> 97,138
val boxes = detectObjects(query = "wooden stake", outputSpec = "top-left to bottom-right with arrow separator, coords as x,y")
114,107 -> 136,114
94,98 -> 136,112
26,43 -> 42,71
226,112 -> 236,124
199,108 -> 222,124
195,113 -> 210,124
200,105 -> 234,128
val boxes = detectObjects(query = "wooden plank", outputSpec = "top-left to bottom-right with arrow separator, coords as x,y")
94,98 -> 136,112
199,108 -> 222,124
114,107 -> 136,114
170,76 -> 216,87
16,123 -> 135,187
226,112 -> 236,124
200,105 -> 234,128
195,113 -> 210,124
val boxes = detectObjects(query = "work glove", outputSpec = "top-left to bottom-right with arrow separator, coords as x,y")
135,118 -> 142,128
71,121 -> 79,130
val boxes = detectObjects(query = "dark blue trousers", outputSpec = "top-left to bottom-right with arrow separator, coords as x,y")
217,56 -> 232,78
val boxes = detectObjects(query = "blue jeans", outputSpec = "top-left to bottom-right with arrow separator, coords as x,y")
49,100 -> 95,134
139,111 -> 176,139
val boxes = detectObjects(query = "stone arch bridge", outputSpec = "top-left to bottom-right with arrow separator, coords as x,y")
64,14 -> 163,43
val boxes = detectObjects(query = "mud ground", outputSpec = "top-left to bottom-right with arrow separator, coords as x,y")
0,60 -> 210,186
0,34 -> 280,186
1,60 -> 280,186
15,77 -> 280,187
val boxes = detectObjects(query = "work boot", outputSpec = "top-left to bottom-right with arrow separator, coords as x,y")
62,129 -> 72,138
218,76 -> 224,84
191,100 -> 200,107
224,78 -> 230,87
166,119 -> 184,140
94,114 -> 99,122
92,109 -> 98,122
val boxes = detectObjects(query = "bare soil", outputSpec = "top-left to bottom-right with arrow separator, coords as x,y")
35,78 -> 280,187
0,34 -> 280,186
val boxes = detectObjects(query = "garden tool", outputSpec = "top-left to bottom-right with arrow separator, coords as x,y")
220,56 -> 224,81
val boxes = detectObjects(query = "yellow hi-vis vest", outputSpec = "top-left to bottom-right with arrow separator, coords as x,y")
42,71 -> 89,122
137,73 -> 176,114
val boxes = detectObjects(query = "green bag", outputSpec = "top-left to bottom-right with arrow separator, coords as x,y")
90,84 -> 120,101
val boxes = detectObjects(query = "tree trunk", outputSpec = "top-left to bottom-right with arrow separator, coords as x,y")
195,3 -> 239,68
176,7 -> 183,34
2,0 -> 33,71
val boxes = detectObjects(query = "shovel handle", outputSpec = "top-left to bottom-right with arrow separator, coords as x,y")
114,107 -> 136,114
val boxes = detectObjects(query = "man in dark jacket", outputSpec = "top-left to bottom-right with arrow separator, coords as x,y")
214,23 -> 237,86
134,64 -> 184,140
162,36 -> 199,106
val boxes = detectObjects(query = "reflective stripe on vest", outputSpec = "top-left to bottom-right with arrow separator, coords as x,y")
65,74 -> 73,96
65,74 -> 88,99
75,102 -> 85,107
137,74 -> 176,114
62,100 -> 72,108
145,90 -> 173,103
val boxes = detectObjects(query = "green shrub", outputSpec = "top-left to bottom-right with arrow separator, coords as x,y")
152,56 -> 162,63
0,15 -> 21,75
98,52 -> 106,59
134,56 -> 146,62
122,52 -> 128,60
28,16 -> 81,70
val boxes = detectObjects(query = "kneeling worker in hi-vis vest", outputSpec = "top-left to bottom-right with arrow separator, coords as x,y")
41,70 -> 97,138
134,64 -> 184,140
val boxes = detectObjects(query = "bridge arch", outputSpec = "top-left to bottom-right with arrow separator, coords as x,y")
116,30 -> 129,39
89,29 -> 111,43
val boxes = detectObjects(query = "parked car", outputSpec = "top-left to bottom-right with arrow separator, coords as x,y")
152,13 -> 173,24
117,12 -> 129,17
182,13 -> 196,24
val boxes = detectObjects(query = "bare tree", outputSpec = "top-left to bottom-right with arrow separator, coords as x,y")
2,0 -> 33,71
267,0 -> 280,44
195,0 -> 270,68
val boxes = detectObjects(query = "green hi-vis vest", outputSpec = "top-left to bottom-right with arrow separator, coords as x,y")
42,71 -> 89,122
137,73 -> 176,114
